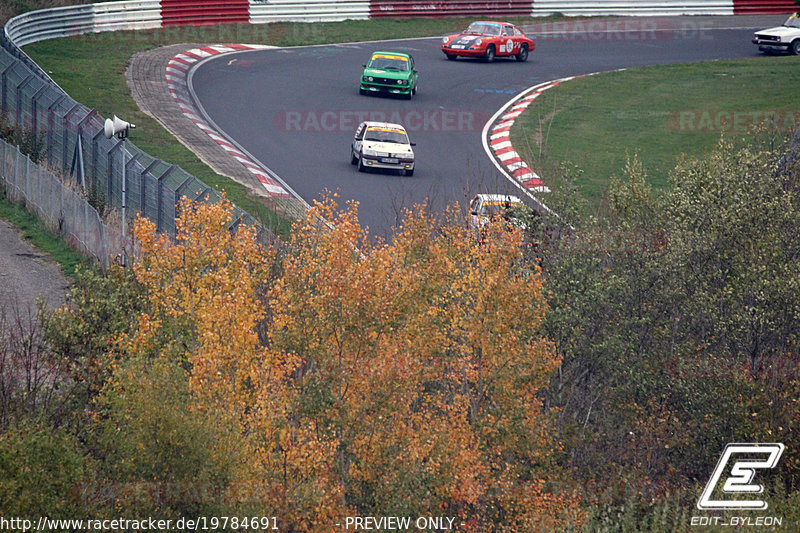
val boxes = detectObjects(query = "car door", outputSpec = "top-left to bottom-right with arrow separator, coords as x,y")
512,25 -> 529,49
353,122 -> 366,158
469,195 -> 482,228
501,25 -> 516,55
408,55 -> 418,89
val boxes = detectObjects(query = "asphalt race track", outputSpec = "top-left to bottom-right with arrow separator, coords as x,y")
190,16 -> 777,238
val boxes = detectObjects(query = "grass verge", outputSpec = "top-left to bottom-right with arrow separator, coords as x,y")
511,56 -> 800,208
0,189 -> 85,278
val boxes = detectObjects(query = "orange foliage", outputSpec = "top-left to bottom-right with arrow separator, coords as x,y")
131,197 -> 272,419
126,196 -> 582,530
260,198 -> 580,529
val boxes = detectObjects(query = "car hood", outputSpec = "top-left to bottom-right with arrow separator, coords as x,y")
755,26 -> 800,37
447,34 -> 487,47
363,141 -> 414,157
363,67 -> 411,79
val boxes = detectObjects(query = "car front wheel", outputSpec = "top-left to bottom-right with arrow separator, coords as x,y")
484,45 -> 495,63
792,39 -> 800,55
446,54 -> 457,61
351,150 -> 358,165
405,168 -> 414,176
357,153 -> 366,172
516,44 -> 529,62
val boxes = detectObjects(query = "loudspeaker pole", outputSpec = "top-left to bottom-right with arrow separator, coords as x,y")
104,115 -> 135,266
121,138 -> 127,266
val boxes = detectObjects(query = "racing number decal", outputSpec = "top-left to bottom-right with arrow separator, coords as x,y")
506,39 -> 514,52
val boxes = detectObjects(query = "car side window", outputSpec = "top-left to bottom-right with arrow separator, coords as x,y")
355,123 -> 365,140
513,27 -> 523,36
503,25 -> 512,36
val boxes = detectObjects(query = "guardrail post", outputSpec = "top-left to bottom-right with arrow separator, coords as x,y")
124,152 -> 141,212
46,94 -> 66,165
30,84 -> 48,139
61,103 -> 82,170
157,165 -> 177,234
174,175 -> 195,215
141,160 -> 161,218
228,213 -> 244,235
15,74 -> 34,127
1,63 -> 15,111
106,138 -> 125,203
91,126 -> 105,187
73,109 -> 97,185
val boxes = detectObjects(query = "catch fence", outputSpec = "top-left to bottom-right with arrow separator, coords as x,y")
0,138 -> 124,267
0,39 -> 269,245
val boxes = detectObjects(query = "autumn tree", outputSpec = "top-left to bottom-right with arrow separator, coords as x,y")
96,197 -> 273,515
258,198 -> 581,530
102,194 -> 579,527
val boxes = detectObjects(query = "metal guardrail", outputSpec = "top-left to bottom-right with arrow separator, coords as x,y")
250,0 -> 370,23
369,1 -> 535,17
531,1 -> 734,16
5,1 -> 161,48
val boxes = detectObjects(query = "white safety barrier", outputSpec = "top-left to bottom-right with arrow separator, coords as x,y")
531,0 -> 734,16
5,1 -> 161,48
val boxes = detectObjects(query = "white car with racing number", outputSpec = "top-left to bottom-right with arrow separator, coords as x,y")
351,121 -> 415,176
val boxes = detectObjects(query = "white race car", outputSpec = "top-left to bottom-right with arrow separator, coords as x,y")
351,121 -> 415,176
469,194 -> 527,230
752,13 -> 800,55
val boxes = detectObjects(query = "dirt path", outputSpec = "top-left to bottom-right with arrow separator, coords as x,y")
0,218 -> 70,312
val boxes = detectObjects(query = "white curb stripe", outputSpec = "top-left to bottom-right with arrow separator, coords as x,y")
166,44 -> 291,199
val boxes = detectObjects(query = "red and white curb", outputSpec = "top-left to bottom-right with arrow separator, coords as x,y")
166,44 -> 291,199
484,75 -> 585,195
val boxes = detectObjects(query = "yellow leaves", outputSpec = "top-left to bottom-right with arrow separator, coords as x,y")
129,196 -> 275,423
258,197 -> 574,526
116,195 -> 577,528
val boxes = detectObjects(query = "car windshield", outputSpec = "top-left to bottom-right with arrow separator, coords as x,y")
480,201 -> 525,217
784,15 -> 800,28
365,127 -> 409,144
368,55 -> 409,71
465,22 -> 501,36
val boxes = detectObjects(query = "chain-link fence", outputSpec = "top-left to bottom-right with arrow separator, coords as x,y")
0,42 -> 270,244
0,137 -> 125,267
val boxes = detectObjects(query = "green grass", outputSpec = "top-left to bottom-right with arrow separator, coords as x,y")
511,56 -> 800,206
0,189 -> 85,278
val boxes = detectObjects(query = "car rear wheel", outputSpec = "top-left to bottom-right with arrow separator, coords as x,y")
792,39 -> 800,55
446,54 -> 457,61
516,44 -> 529,62
484,45 -> 495,63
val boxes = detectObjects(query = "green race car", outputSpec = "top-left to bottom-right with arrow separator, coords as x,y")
360,51 -> 418,99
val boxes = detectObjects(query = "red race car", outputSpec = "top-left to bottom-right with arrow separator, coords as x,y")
441,21 -> 534,62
